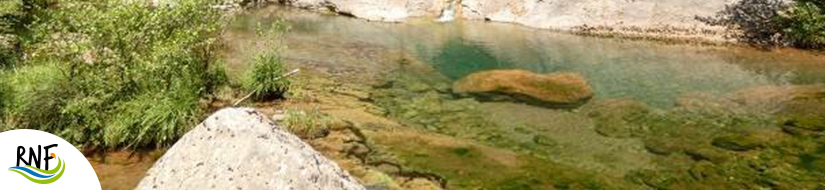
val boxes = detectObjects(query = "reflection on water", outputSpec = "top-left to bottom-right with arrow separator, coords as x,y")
228,6 -> 825,108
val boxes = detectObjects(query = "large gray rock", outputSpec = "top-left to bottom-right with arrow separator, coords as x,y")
135,108 -> 366,190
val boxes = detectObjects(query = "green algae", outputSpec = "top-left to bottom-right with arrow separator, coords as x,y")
367,130 -> 642,190
371,67 -> 825,189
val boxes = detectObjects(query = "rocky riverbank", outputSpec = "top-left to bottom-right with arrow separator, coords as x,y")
135,108 -> 367,190
280,0 -> 737,43
198,5 -> 825,190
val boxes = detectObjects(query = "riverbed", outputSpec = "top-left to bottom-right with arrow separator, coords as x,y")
224,5 -> 825,190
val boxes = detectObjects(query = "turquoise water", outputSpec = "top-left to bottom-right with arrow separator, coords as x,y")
227,6 -> 825,108
221,6 -> 825,189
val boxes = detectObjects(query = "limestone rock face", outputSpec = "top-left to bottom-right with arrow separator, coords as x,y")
460,0 -> 731,31
286,0 -> 447,22
285,0 -> 737,41
453,69 -> 594,107
135,108 -> 366,190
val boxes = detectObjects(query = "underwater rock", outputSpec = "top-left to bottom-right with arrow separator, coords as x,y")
582,98 -> 652,138
727,85 -> 825,132
727,85 -> 825,113
711,129 -> 785,151
452,70 -> 594,108
135,108 -> 365,190
778,99 -> 825,132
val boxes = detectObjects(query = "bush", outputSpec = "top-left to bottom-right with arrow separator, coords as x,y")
1,0 -> 229,148
0,0 -> 22,65
698,0 -> 788,46
781,0 -> 825,49
243,53 -> 291,101
699,0 -> 825,48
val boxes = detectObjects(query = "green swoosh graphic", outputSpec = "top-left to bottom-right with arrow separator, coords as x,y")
24,156 -> 62,175
8,157 -> 66,184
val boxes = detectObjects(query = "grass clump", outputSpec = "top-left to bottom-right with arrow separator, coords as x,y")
240,21 -> 292,102
282,107 -> 330,139
243,54 -> 291,101
0,63 -> 69,131
0,0 -> 230,148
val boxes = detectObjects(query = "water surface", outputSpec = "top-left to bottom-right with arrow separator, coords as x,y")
228,6 -> 825,108
223,6 -> 825,189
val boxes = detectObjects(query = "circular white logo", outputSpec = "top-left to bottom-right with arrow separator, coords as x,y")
0,129 -> 101,189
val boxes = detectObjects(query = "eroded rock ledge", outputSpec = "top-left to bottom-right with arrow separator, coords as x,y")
135,108 -> 366,190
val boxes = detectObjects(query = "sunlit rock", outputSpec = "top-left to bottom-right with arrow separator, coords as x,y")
135,108 -> 366,190
452,69 -> 593,108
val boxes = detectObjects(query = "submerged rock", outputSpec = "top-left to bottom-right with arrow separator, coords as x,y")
135,108 -> 365,190
727,85 -> 825,132
727,84 -> 825,113
582,98 -> 653,138
711,129 -> 785,151
452,70 -> 594,108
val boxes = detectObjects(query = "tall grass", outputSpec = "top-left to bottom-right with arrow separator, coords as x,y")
0,0 -> 230,148
241,21 -> 292,101
243,54 -> 291,101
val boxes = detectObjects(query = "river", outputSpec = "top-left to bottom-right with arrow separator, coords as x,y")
217,5 -> 825,190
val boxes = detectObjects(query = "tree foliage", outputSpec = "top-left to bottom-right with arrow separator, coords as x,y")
699,0 -> 825,48
781,0 -> 825,49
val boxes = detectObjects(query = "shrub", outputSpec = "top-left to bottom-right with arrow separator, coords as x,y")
1,0 -> 229,148
699,0 -> 825,48
781,0 -> 825,49
243,53 -> 291,101
698,0 -> 788,46
0,0 -> 22,65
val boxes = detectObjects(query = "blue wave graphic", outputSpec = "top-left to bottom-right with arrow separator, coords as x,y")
8,166 -> 55,178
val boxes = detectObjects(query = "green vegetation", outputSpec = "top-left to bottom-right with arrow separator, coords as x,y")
282,107 -> 330,139
370,130 -> 642,190
241,21 -> 292,101
0,0 -> 233,148
701,0 -> 825,48
781,0 -> 825,49
0,0 -> 23,65
372,63 -> 825,189
243,54 -> 291,100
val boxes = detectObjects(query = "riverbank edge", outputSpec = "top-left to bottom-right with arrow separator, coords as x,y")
270,1 -> 740,47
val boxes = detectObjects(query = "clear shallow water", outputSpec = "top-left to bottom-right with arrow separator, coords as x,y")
223,6 -> 825,189
228,6 -> 825,108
